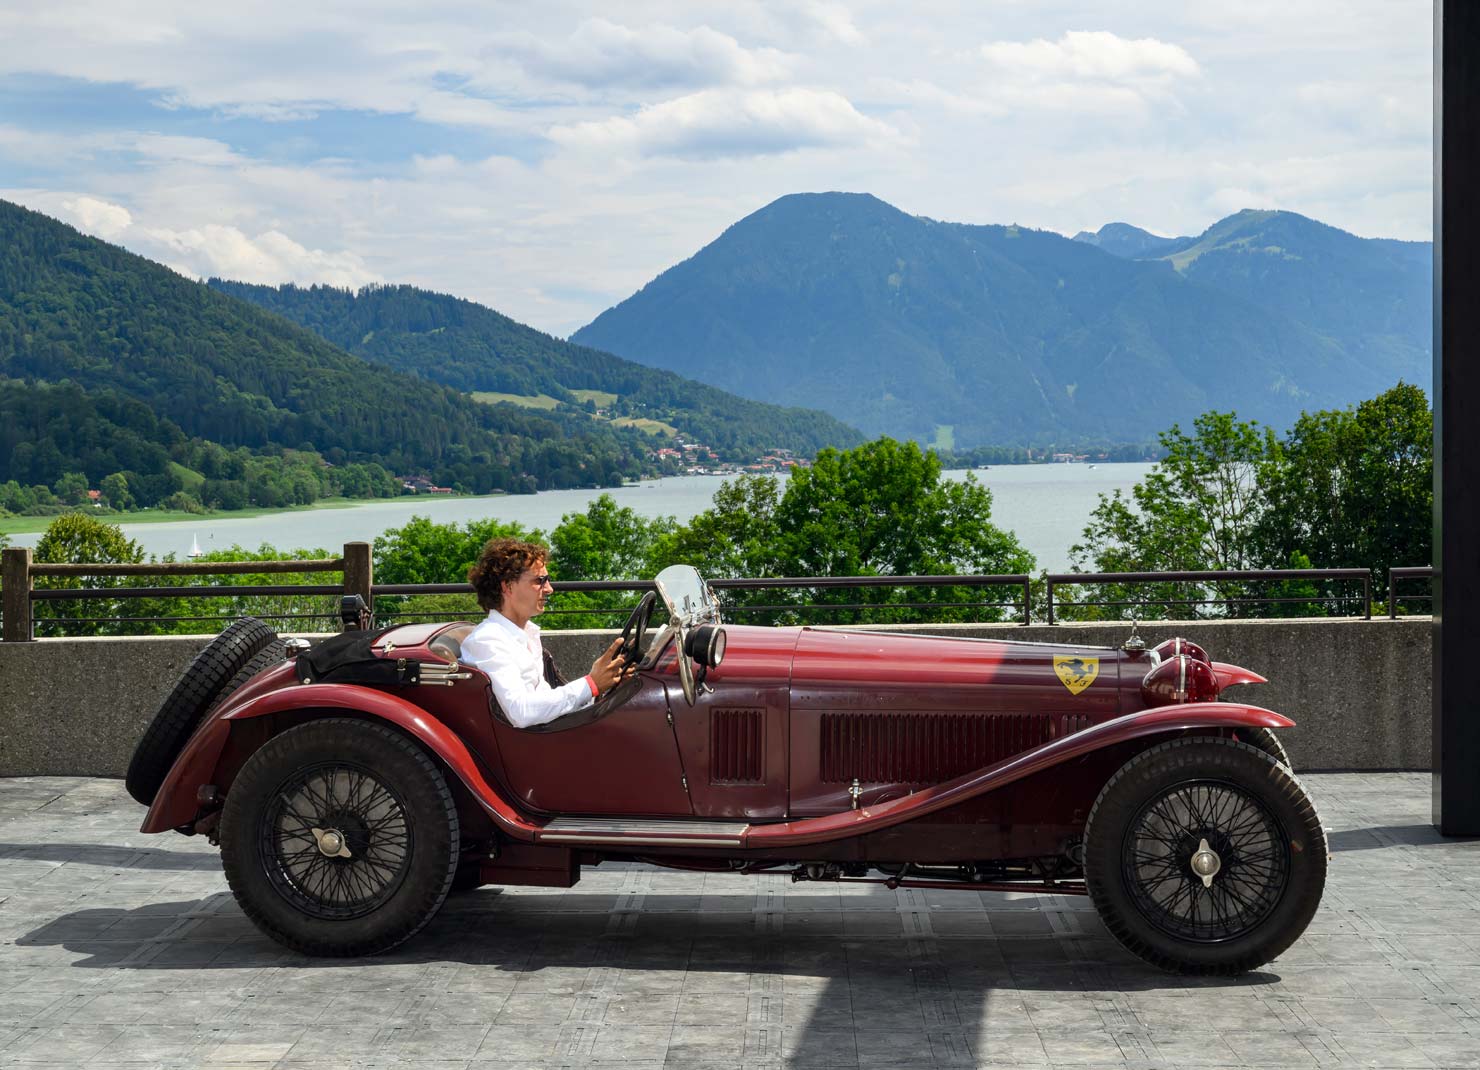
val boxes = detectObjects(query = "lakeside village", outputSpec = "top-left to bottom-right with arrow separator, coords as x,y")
398,443 -> 807,496
396,442 -> 1114,495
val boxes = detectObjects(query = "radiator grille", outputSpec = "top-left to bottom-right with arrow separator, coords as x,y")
819,712 -> 1090,784
710,708 -> 765,784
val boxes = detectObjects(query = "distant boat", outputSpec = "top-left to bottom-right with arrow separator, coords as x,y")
188,534 -> 203,559
1087,464 -> 1098,470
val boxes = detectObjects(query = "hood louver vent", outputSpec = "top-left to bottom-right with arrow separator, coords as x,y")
710,707 -> 764,784
820,712 -> 1089,784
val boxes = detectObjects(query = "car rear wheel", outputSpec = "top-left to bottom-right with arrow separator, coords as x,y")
220,718 -> 459,956
1084,736 -> 1326,975
125,616 -> 278,806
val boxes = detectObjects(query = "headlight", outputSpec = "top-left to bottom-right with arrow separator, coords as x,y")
1142,654 -> 1220,706
685,624 -> 726,668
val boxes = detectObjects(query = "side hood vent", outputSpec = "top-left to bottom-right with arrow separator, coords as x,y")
820,711 -> 1089,784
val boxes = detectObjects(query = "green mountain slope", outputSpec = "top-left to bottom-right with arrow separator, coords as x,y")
0,198 -> 659,495
207,280 -> 860,459
573,192 -> 1408,446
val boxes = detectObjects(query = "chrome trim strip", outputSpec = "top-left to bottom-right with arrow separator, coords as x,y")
538,833 -> 744,847
544,817 -> 749,835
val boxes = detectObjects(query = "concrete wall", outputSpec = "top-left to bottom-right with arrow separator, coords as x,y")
0,617 -> 1431,778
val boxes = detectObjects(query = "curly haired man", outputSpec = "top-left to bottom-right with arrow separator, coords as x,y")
461,537 -> 632,728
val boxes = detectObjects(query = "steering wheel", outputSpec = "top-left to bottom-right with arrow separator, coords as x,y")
617,591 -> 658,666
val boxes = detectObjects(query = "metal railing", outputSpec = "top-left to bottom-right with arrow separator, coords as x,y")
374,574 -> 1034,626
0,541 -> 1436,639
1388,565 -> 1434,618
1043,568 -> 1374,625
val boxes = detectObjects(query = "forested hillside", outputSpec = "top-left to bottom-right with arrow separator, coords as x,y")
574,193 -> 1431,447
208,280 -> 860,459
0,200 -> 664,503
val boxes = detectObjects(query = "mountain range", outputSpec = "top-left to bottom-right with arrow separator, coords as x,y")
0,199 -> 856,503
573,193 -> 1431,447
207,280 -> 858,461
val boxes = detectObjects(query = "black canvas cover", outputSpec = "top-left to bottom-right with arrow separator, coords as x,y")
295,628 -> 421,687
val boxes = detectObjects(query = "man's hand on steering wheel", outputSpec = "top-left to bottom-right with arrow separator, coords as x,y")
589,638 -> 637,695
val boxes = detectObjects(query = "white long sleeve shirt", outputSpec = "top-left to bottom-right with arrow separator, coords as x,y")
460,609 -> 596,728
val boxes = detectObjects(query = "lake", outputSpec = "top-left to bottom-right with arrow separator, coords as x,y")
9,463 -> 1154,573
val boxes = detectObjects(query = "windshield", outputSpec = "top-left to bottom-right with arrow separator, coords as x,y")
654,564 -> 720,627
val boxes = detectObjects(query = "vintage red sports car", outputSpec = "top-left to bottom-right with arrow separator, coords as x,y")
127,565 -> 1326,975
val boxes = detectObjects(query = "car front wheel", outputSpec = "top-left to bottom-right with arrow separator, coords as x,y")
220,718 -> 459,956
1084,736 -> 1326,975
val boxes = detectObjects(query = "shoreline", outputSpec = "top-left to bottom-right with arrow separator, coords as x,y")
0,493 -> 497,536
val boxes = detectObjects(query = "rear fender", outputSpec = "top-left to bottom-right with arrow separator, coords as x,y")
141,684 -> 540,840
743,701 -> 1294,849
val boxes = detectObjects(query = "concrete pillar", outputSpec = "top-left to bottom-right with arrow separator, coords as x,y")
1433,0 -> 1480,833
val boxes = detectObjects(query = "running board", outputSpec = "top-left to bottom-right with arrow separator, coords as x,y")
537,817 -> 749,847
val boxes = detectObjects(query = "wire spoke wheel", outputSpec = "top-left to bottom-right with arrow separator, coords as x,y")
221,719 -> 458,956
1084,737 -> 1327,975
262,762 -> 414,920
1123,779 -> 1289,943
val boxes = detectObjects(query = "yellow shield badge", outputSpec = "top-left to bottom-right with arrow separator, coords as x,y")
1053,655 -> 1099,696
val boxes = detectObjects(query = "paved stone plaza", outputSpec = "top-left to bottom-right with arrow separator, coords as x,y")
0,772 -> 1477,1069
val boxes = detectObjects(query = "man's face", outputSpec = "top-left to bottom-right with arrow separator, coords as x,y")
501,561 -> 553,621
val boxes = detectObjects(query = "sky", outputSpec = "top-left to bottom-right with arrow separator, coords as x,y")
0,2 -> 1432,337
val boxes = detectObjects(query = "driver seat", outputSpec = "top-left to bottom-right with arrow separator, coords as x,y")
426,623 -> 641,733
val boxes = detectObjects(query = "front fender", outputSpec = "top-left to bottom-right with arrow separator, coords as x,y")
743,701 -> 1294,849
141,684 -> 540,840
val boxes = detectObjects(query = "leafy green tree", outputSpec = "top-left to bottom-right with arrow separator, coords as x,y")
1068,412 -> 1277,619
373,515 -> 536,627
100,472 -> 133,510
1254,382 -> 1431,581
31,514 -> 144,635
544,495 -> 676,628
53,471 -> 89,505
549,495 -> 675,581
654,439 -> 1033,624
1069,386 -> 1432,619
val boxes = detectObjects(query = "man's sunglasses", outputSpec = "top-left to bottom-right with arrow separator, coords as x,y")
529,574 -> 553,587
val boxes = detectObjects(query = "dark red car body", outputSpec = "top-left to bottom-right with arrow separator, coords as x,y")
143,620 -> 1288,890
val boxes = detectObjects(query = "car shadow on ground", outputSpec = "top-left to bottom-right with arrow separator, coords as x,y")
17,888 -> 1280,996
0,842 -> 216,870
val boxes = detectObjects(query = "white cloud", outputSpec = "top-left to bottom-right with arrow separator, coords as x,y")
19,189 -> 380,289
500,18 -> 791,90
550,87 -> 897,159
981,30 -> 1199,85
60,195 -> 133,239
142,224 -> 381,288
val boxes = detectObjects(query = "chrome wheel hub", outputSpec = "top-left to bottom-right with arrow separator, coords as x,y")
311,826 -> 352,859
1190,837 -> 1221,888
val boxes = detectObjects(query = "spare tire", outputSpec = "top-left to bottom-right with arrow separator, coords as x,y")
125,617 -> 278,806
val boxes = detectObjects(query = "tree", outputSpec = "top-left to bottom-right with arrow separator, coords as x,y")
549,495 -> 675,582
1069,385 -> 1433,619
373,515 -> 535,627
100,472 -> 133,510
1254,382 -> 1431,581
31,514 -> 144,636
1068,412 -> 1278,619
654,439 -> 1033,624
54,471 -> 89,505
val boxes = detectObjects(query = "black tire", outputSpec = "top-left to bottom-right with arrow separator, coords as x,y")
1239,726 -> 1293,768
1084,736 -> 1327,975
125,617 -> 278,806
208,640 -> 287,714
219,718 -> 459,957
